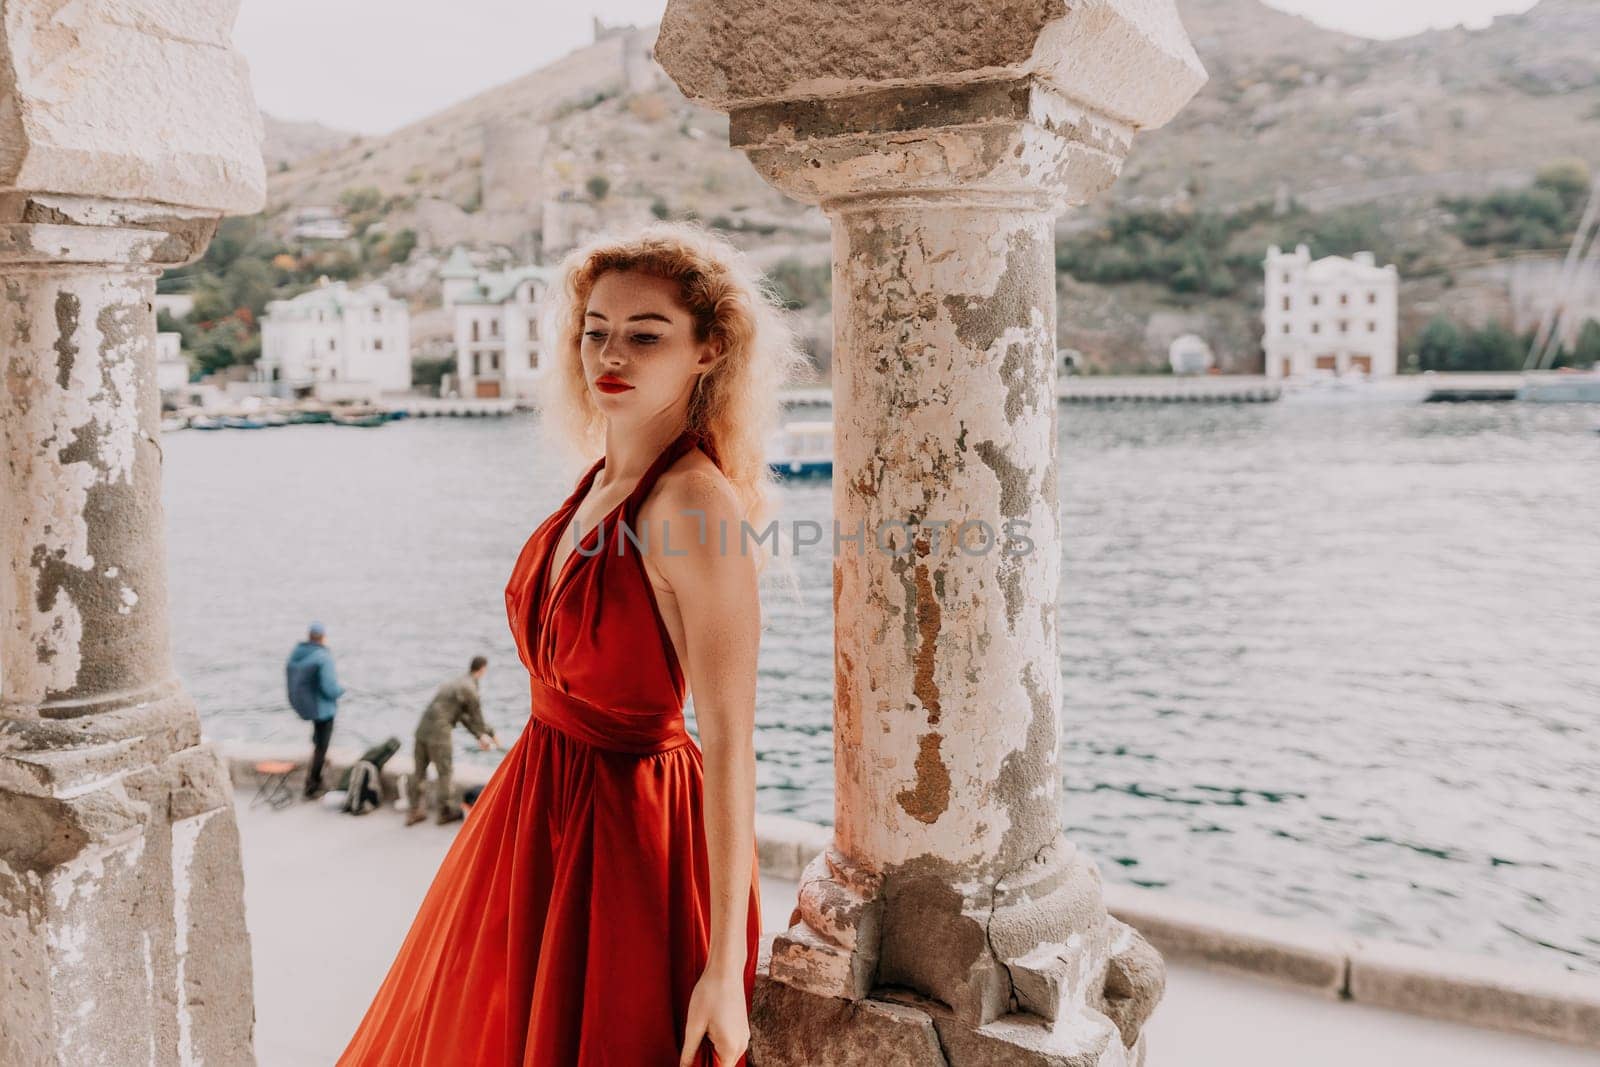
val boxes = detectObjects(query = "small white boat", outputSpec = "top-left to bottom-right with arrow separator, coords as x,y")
769,419 -> 832,479
1280,368 -> 1378,404
160,414 -> 188,432
189,414 -> 224,431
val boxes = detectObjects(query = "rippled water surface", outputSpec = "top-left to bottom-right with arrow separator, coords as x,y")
164,400 -> 1599,975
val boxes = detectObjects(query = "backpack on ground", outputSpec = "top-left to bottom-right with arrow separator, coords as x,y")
336,736 -> 400,816
342,760 -> 382,815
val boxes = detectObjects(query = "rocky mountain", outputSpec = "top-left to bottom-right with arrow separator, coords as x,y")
257,0 -> 1600,372
1116,0 -> 1600,211
261,114 -> 357,172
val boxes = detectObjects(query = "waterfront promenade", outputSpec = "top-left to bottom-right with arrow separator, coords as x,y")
237,795 -> 1599,1066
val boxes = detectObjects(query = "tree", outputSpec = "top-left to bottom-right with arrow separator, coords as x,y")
386,228 -> 418,265
339,186 -> 383,215
1534,159 -> 1592,215
1566,319 -> 1600,370
224,256 -> 277,319
1415,317 -> 1463,372
1460,321 -> 1521,372
586,175 -> 611,201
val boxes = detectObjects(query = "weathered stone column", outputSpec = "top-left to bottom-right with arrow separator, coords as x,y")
657,4 -> 1204,1064
0,5 -> 266,1063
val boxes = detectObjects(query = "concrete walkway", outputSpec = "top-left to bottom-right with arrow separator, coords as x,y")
236,796 -> 1598,1066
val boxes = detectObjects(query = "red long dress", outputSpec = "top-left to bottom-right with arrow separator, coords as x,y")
336,426 -> 761,1066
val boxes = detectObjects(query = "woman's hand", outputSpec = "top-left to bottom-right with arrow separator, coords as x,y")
677,967 -> 749,1067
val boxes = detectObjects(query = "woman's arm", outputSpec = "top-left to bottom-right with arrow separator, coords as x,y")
654,466 -> 760,1062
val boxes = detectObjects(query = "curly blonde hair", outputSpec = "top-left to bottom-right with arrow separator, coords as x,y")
534,220 -> 815,582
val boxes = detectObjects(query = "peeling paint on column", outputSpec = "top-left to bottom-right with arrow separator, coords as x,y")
3,255 -> 167,705
832,203 -> 1059,872
896,731 -> 951,823
910,558 -> 942,727
53,292 -> 80,389
1,228 -> 258,1064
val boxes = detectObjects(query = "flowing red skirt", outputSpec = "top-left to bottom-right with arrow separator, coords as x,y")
334,713 -> 760,1065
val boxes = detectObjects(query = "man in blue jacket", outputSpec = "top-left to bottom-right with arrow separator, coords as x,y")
285,620 -> 346,799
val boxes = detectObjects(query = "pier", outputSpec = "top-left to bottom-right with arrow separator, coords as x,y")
1060,375 -> 1283,403
380,396 -> 524,417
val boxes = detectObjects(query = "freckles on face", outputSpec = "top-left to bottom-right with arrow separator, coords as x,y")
580,271 -> 705,402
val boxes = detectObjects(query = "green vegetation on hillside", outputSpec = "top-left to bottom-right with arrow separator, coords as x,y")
1442,160 -> 1591,250
159,189 -> 417,376
1060,161 -> 1592,305
765,257 -> 831,311
1056,200 -> 1422,301
1413,316 -> 1600,372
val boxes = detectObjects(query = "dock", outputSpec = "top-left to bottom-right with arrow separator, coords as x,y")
1059,375 -> 1282,403
783,378 -> 1284,408
1419,373 -> 1526,403
381,396 -> 523,417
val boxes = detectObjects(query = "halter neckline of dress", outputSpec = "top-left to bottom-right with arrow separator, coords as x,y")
530,424 -> 714,696
540,425 -> 701,604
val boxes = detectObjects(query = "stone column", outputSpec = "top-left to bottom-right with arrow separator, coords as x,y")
0,5 -> 266,1064
657,4 -> 1204,1064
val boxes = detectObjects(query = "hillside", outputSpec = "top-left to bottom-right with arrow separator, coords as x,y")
1115,0 -> 1600,210
261,115 -> 356,172
217,0 -> 1600,376
266,0 -> 1600,229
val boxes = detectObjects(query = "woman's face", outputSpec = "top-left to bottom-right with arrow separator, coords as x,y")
579,269 -> 714,420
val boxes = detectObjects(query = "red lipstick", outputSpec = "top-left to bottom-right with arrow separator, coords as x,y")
595,375 -> 634,394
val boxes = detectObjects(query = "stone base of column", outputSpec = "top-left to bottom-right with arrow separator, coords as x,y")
760,835 -> 1162,1066
0,681 -> 256,1066
752,954 -> 1149,1066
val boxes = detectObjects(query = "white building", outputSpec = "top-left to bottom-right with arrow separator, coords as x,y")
258,279 -> 411,401
1263,244 -> 1399,378
153,293 -> 195,321
440,247 -> 557,399
155,332 -> 189,393
288,205 -> 351,242
1168,333 -> 1215,375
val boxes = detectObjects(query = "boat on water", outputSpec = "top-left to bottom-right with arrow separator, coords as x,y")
220,414 -> 268,429
769,419 -> 832,479
189,414 -> 224,431
160,414 -> 188,432
330,405 -> 388,428
1279,367 -> 1381,403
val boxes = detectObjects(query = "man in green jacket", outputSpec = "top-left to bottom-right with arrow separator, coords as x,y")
406,655 -> 498,826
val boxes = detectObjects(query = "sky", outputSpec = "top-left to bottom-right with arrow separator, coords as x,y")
234,0 -> 1542,136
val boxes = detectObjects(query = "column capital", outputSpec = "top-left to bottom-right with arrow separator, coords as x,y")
0,195 -> 229,268
0,0 -> 265,216
656,0 -> 1206,211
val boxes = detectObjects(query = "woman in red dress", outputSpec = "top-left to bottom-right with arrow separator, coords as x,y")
336,222 -> 808,1066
